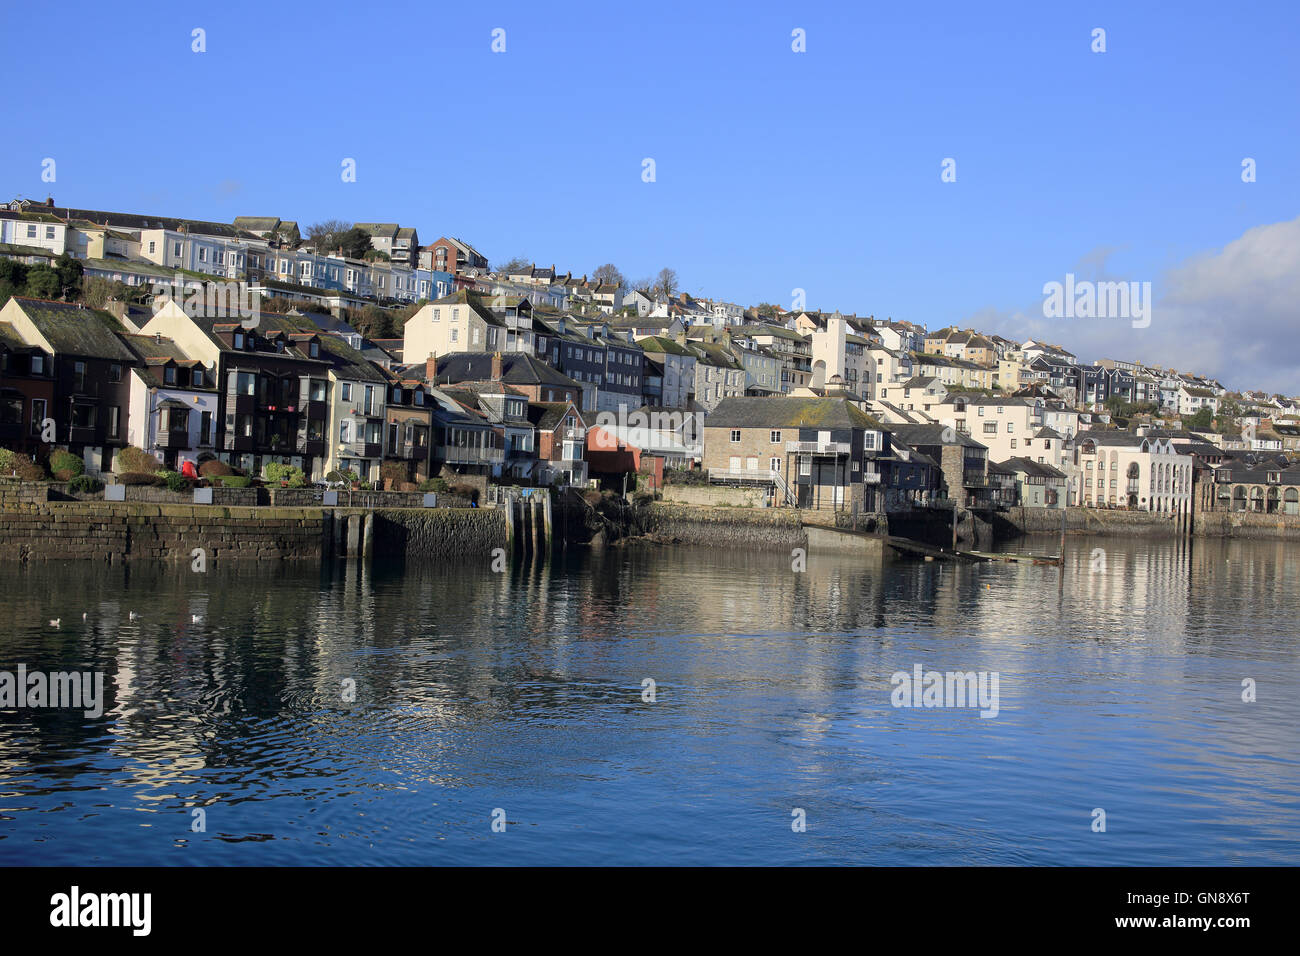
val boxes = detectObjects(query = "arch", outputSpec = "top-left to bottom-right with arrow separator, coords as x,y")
1127,461 -> 1140,479
1267,486 -> 1280,513
1249,486 -> 1265,513
1232,486 -> 1247,512
1285,487 -> 1299,516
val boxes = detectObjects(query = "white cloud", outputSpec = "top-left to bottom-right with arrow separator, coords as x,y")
971,215 -> 1300,395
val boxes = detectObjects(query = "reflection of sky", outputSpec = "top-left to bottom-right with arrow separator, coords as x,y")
0,534 -> 1296,865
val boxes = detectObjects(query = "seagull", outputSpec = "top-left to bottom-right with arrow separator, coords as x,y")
82,612 -> 87,621
129,611 -> 140,621
49,619 -> 60,628
191,614 -> 202,623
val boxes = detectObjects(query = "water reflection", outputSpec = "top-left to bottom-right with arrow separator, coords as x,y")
1,534 -> 1297,865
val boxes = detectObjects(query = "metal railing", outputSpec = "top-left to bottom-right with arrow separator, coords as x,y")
785,440 -> 850,454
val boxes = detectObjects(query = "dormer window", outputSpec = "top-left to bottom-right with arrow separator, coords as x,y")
309,342 -> 320,358
164,366 -> 177,385
234,332 -> 245,349
192,369 -> 203,387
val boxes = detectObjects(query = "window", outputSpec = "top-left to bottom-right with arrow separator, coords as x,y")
192,369 -> 203,387
864,431 -> 877,450
45,226 -> 55,240
1007,422 -> 1014,433
450,328 -> 458,342
109,364 -> 122,383
1010,439 -> 1017,449
164,366 -> 177,385
340,420 -> 352,443
198,247 -> 207,262
30,398 -> 47,434
983,422 -> 997,434
341,383 -> 352,402
73,361 -> 86,392
730,429 -> 741,443
31,355 -> 44,375
770,457 -> 782,472
200,411 -> 212,445
977,407 -> 985,417
309,342 -> 320,358
108,406 -> 119,438
233,332 -> 245,349
770,430 -> 781,443
146,239 -> 155,252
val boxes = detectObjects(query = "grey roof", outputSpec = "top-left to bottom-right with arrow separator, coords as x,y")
7,297 -> 136,361
888,423 -> 988,451
434,352 -> 581,389
704,396 -> 883,430
998,457 -> 1066,479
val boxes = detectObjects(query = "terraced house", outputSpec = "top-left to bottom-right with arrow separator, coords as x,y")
120,331 -> 219,471
703,396 -> 891,512
137,302 -> 336,480
0,296 -> 137,474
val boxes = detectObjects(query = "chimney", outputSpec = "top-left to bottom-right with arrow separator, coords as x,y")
154,332 -> 163,344
425,352 -> 437,383
491,351 -> 503,382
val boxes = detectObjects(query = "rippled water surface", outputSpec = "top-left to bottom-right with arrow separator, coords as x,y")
1,535 -> 1297,865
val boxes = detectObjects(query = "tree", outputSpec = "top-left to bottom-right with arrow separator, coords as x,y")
23,265 -> 62,300
494,256 -> 532,276
337,227 -> 373,260
80,276 -> 138,309
305,219 -> 352,253
751,302 -> 784,319
53,253 -> 84,300
654,267 -> 678,298
1184,407 -> 1213,430
592,263 -> 626,290
0,259 -> 28,307
628,277 -> 654,296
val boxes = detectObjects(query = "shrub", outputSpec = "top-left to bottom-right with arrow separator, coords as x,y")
199,459 -> 235,478
380,460 -> 407,483
418,477 -> 450,493
0,448 -> 14,474
9,455 -> 46,480
158,470 -> 191,493
448,484 -> 479,503
67,475 -> 104,494
326,469 -> 357,485
633,491 -> 655,506
218,475 -> 251,488
357,478 -> 373,490
286,471 -> 307,488
116,446 -> 161,474
118,472 -> 168,486
50,450 -> 85,480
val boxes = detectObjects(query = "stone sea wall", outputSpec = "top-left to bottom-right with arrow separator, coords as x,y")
372,508 -> 505,559
995,506 -> 1185,538
1194,511 -> 1300,539
640,502 -> 806,551
0,501 -> 325,563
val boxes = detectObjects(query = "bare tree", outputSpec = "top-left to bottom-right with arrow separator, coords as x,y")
655,267 -> 679,299
306,219 -> 352,253
494,256 -> 532,275
592,263 -> 626,290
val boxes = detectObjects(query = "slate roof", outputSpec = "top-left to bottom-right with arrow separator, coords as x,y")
705,396 -> 884,430
433,352 -> 581,389
527,401 -> 581,432
6,297 -> 135,361
888,423 -> 989,451
998,456 -> 1066,479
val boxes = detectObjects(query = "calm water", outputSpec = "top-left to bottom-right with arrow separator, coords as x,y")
1,535 -> 1297,866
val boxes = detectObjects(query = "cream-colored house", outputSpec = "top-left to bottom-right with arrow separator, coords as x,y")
402,290 -> 505,363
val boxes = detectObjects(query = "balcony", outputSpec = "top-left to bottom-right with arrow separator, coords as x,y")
297,439 -> 326,458
786,440 -> 850,455
862,472 -> 882,485
440,444 -> 504,464
155,430 -> 191,450
963,472 -> 990,487
68,425 -> 97,445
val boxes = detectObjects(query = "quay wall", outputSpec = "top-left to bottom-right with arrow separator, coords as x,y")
1194,511 -> 1300,539
640,502 -> 807,551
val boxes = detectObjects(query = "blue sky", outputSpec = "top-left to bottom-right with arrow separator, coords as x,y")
4,0 -> 1299,389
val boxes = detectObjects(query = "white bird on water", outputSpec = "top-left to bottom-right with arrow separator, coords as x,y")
192,614 -> 202,623
49,618 -> 60,628
129,611 -> 140,621
82,612 -> 87,621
